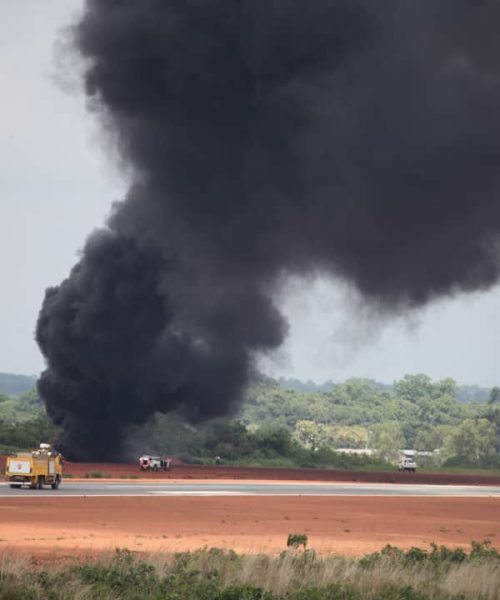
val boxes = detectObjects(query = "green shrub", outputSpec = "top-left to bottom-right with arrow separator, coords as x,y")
359,542 -> 470,569
287,533 -> 308,550
428,543 -> 467,564
218,585 -> 275,599
469,539 -> 499,560
76,548 -> 159,596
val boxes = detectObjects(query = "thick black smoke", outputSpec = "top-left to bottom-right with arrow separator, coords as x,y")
37,0 -> 500,459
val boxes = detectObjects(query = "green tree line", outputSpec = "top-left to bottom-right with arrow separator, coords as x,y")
2,374 -> 500,469
0,387 -> 59,452
237,374 -> 500,468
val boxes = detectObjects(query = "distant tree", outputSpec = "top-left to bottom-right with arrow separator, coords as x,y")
483,405 -> 500,455
445,418 -> 496,464
435,378 -> 457,398
293,420 -> 329,449
330,425 -> 369,449
394,374 -> 433,403
0,411 -> 59,449
251,425 -> 294,457
370,422 -> 406,461
207,421 -> 253,460
489,387 -> 500,405
415,425 -> 454,452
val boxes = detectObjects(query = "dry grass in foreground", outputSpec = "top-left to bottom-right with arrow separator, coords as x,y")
1,541 -> 500,599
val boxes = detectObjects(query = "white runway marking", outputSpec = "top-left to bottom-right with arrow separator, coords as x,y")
150,490 -> 246,496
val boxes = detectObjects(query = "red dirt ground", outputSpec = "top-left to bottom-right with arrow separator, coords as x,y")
0,496 -> 499,557
63,462 -> 500,486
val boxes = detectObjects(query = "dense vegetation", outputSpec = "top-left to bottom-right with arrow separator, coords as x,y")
0,542 -> 499,599
123,374 -> 500,470
0,387 -> 58,453
243,375 -> 478,436
169,420 -> 390,470
238,375 -> 500,468
1,373 -> 500,470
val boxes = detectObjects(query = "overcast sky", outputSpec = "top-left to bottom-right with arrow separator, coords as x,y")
2,0 -> 500,386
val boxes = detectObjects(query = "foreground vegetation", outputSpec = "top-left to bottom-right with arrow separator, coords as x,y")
1,542 -> 500,599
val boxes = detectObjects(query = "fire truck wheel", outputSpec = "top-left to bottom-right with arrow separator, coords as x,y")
51,476 -> 60,490
37,477 -> 45,489
153,465 -> 158,472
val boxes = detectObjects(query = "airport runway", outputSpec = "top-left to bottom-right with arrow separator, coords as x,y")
1,481 -> 500,497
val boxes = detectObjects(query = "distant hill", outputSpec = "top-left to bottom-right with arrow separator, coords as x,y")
0,373 -> 36,396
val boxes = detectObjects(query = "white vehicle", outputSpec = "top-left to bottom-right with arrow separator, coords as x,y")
398,456 -> 416,473
139,455 -> 171,471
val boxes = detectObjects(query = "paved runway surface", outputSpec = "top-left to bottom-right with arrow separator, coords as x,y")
1,481 -> 500,497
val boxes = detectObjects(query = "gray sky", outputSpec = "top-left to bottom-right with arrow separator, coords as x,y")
2,0 -> 500,386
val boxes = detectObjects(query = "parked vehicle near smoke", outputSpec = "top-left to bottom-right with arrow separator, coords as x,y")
139,455 -> 171,471
5,443 -> 63,489
398,451 -> 417,473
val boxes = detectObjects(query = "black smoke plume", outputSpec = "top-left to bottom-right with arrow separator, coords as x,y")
37,0 -> 500,459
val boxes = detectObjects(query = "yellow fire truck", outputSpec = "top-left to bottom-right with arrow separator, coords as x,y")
5,443 -> 63,489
